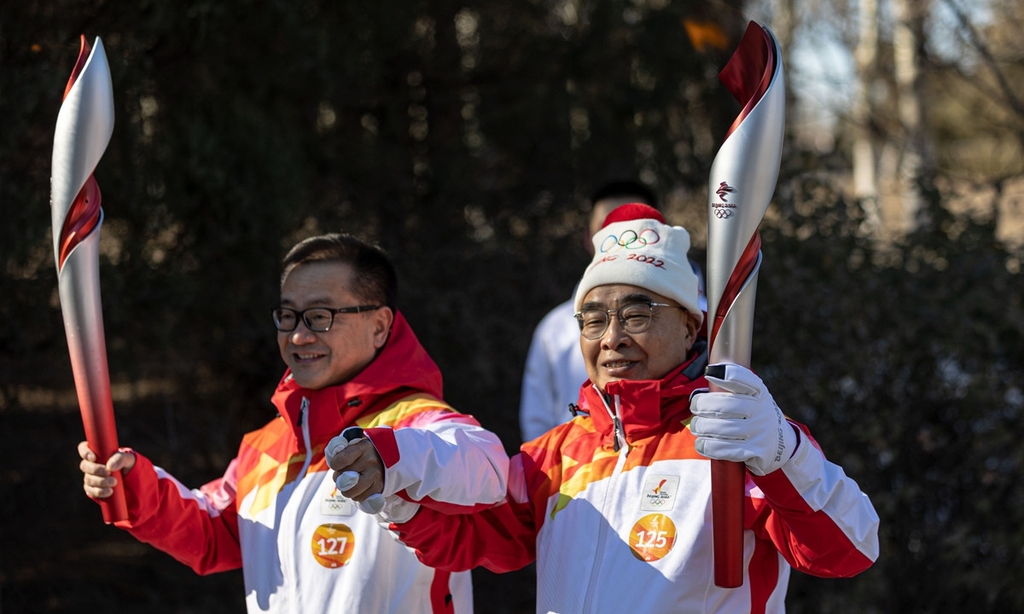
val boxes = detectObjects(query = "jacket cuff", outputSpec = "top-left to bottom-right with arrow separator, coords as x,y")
362,427 -> 400,468
111,448 -> 152,528
376,496 -> 420,524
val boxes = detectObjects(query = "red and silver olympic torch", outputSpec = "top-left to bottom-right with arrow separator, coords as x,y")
50,35 -> 128,525
705,22 -> 786,588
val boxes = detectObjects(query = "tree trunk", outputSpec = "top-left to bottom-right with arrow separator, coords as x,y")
852,0 -> 881,232
892,0 -> 933,230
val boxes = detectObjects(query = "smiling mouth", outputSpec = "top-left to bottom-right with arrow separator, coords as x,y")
603,360 -> 636,369
293,352 -> 325,362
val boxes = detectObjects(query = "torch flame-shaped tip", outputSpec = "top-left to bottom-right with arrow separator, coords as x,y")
51,36 -> 113,270
719,23 -> 777,140
56,35 -> 104,270
705,22 -> 785,351
62,35 -> 92,101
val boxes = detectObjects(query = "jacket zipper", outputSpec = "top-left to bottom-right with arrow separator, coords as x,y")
284,397 -> 313,611
598,391 -> 627,452
581,393 -> 631,612
299,397 -> 312,471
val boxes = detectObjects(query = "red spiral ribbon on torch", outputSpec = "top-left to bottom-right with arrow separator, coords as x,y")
704,21 -> 786,588
58,33 -> 103,271
708,232 -> 760,349
51,35 -> 127,525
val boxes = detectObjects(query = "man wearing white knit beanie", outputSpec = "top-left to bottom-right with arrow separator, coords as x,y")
574,203 -> 703,324
385,201 -> 879,613
567,203 -> 707,403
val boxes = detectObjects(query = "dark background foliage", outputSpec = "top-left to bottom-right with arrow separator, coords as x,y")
2,1 -> 1023,612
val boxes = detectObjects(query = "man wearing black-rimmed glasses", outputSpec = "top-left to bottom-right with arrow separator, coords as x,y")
78,232 -> 507,613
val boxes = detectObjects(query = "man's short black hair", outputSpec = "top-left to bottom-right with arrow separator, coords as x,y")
281,233 -> 397,310
588,180 -> 658,209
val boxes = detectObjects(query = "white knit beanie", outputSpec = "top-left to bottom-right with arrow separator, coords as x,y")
573,203 -> 703,325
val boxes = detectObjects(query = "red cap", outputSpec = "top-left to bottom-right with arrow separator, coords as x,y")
600,202 -> 666,228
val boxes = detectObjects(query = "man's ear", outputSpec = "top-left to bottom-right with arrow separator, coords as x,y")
684,312 -> 700,347
372,307 -> 395,349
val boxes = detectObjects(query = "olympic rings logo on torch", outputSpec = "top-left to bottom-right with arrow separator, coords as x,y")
712,182 -> 738,219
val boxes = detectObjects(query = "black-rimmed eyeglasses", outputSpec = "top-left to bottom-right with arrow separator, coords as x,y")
574,302 -> 682,340
272,305 -> 381,333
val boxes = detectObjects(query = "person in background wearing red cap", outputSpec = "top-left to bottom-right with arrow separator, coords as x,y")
519,181 -> 706,442
351,205 -> 879,613
78,233 -> 507,613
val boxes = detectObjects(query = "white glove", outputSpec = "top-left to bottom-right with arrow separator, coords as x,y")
324,434 -> 351,465
689,363 -> 798,476
355,493 -> 386,515
325,428 -> 386,514
333,470 -> 359,491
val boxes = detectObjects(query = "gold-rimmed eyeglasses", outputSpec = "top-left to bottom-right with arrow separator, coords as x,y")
574,302 -> 683,340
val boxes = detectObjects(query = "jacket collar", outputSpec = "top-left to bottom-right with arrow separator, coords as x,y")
579,340 -> 707,442
270,310 -> 442,439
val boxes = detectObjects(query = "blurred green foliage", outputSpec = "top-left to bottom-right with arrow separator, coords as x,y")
1,1 -> 1022,613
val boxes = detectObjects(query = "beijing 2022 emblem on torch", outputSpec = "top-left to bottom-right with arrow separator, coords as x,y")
50,35 -> 129,525
705,21 -> 786,588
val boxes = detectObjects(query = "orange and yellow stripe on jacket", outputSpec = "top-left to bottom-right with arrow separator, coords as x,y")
524,415 -> 705,521
236,394 -> 458,518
